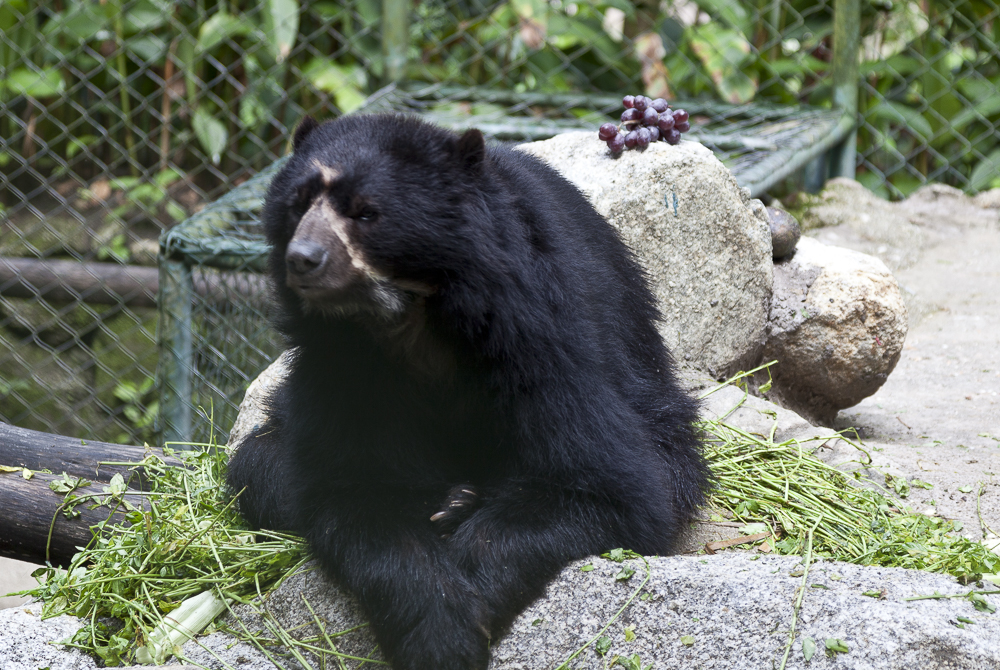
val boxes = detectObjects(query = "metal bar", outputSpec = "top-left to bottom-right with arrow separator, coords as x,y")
402,83 -> 808,121
156,258 -> 194,447
831,0 -> 860,178
382,0 -> 409,83
742,113 -> 856,198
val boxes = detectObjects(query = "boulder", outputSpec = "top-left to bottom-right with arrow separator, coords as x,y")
227,350 -> 291,449
761,237 -> 907,426
973,187 -> 1000,209
792,179 -> 1000,274
897,183 -> 1000,231
794,178 -> 926,271
7,554 -> 999,670
517,133 -> 773,377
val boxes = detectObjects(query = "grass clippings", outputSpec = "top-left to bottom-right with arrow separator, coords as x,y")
23,373 -> 1000,667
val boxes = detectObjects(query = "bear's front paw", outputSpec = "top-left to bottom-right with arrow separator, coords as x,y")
392,603 -> 491,670
430,484 -> 480,537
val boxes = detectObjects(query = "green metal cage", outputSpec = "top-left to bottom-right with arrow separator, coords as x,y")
157,0 -> 860,445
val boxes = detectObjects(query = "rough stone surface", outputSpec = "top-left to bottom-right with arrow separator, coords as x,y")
796,179 -> 1000,277
9,554 -> 996,670
517,132 -> 773,377
973,187 -> 1000,209
796,178 -> 927,271
0,604 -> 94,670
896,183 -> 1000,231
766,206 -> 801,259
227,349 -> 292,449
761,237 -> 908,426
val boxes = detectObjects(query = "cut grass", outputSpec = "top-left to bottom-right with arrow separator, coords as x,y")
23,382 -> 1000,667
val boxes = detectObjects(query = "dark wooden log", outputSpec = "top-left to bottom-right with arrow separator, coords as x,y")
0,422 -> 186,565
0,469 -> 147,565
0,256 -> 159,307
0,256 -> 268,308
0,421 -> 181,485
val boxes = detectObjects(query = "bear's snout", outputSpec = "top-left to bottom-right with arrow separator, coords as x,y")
286,240 -> 328,276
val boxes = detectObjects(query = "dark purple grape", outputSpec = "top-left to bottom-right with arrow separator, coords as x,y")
657,111 -> 675,132
651,98 -> 669,113
624,130 -> 639,148
633,96 -> 648,112
621,108 -> 641,123
675,120 -> 690,133
642,108 -> 659,126
672,109 -> 689,124
647,126 -> 660,142
622,95 -> 635,109
598,123 -> 618,141
636,127 -> 651,148
607,133 -> 625,154
664,128 -> 681,145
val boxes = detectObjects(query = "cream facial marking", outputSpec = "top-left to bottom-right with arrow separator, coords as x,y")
312,159 -> 341,186
301,198 -> 384,279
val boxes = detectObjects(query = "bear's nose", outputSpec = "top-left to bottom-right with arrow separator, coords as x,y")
286,240 -> 328,276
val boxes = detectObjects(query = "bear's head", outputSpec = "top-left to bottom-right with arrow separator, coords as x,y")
262,114 -> 488,320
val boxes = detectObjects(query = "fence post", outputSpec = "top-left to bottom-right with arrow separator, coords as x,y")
831,0 -> 860,179
382,0 -> 410,82
157,258 -> 194,447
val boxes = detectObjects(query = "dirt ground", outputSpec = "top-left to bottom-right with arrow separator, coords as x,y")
831,224 -> 1000,540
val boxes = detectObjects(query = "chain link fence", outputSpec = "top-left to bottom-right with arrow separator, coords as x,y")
1,0 -> 998,445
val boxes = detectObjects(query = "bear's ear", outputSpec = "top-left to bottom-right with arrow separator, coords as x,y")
292,116 -> 320,152
455,128 -> 485,171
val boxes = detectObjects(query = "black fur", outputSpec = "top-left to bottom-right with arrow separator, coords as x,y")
227,114 -> 709,670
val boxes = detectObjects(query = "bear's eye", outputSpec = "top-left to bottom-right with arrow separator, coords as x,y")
356,206 -> 378,222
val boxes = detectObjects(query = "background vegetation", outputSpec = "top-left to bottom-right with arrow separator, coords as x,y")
0,0 -> 998,443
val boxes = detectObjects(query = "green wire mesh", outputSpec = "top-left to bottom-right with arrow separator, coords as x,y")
2,0 -> 998,444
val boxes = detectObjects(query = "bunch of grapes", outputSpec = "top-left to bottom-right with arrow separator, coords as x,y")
598,95 -> 691,154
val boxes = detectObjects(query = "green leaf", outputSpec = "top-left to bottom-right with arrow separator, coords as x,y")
951,96 -> 1000,133
869,102 -> 934,142
595,635 -> 612,656
694,0 -> 750,35
580,564 -> 594,572
105,473 -> 127,496
825,638 -> 849,655
680,634 -> 695,646
689,24 -> 756,104
41,3 -> 107,42
262,0 -> 300,63
127,35 -> 167,62
124,0 -> 172,33
970,149 -> 1000,192
802,636 -> 816,661
192,109 -> 228,165
968,592 -> 996,613
302,59 -> 367,113
197,13 -> 250,54
67,135 -> 99,160
604,548 -> 626,563
3,68 -> 66,98
615,566 -> 636,581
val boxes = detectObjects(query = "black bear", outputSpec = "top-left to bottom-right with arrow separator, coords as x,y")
227,113 -> 708,670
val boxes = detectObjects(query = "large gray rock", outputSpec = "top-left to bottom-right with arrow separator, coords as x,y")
797,179 -> 1000,274
762,237 -> 908,426
11,553 -> 996,670
185,554 -> 1000,670
517,133 -> 773,377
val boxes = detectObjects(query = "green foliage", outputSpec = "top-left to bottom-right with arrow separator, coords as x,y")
27,444 -> 308,667
702,414 -> 1000,582
1,0 -> 997,198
